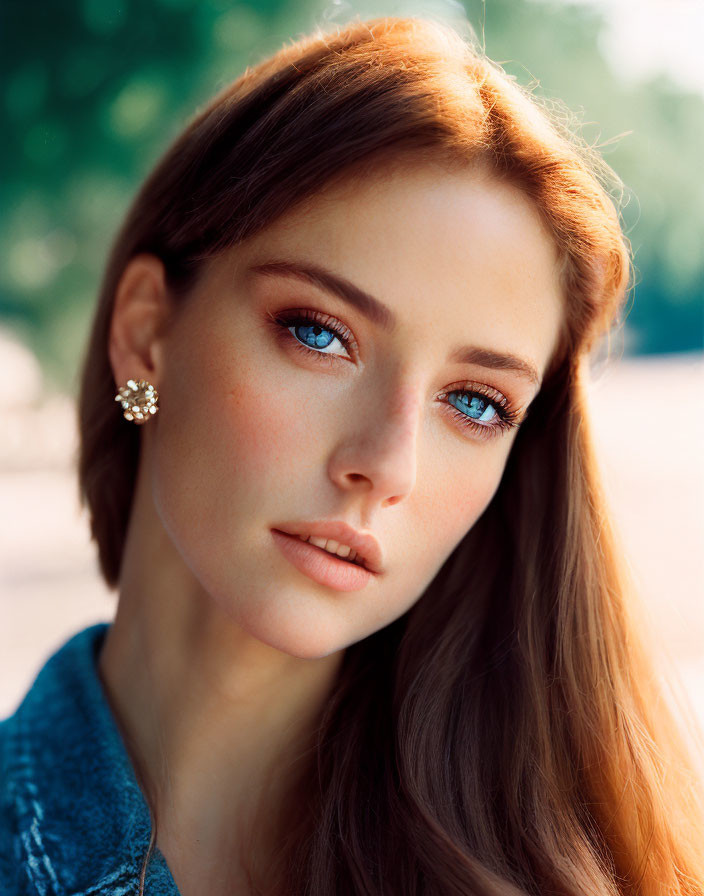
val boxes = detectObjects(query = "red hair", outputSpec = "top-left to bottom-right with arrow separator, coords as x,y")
77,16 -> 704,895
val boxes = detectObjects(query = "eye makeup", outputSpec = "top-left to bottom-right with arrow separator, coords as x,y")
267,307 -> 524,441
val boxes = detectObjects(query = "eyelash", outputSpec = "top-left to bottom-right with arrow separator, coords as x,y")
269,308 -> 523,441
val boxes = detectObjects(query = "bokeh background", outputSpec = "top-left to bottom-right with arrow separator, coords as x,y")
2,0 -> 703,759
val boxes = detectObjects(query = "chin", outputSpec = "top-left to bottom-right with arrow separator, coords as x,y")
236,601 -> 354,660
256,629 -> 348,661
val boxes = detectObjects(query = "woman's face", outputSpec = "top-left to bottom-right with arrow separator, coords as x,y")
145,162 -> 564,658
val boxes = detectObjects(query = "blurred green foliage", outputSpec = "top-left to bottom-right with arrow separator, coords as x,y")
1,0 -> 702,391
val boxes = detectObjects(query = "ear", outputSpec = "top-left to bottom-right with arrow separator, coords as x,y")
108,253 -> 172,392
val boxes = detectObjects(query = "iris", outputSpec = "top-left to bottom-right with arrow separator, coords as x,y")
448,391 -> 497,423
295,324 -> 335,349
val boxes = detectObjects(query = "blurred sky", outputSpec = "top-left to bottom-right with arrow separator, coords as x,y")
558,0 -> 704,96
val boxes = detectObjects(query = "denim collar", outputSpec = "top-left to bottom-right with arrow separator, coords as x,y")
4,622 -> 180,895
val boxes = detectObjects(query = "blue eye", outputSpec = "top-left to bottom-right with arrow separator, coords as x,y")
442,387 -> 522,440
293,322 -> 342,352
275,310 -> 351,360
448,391 -> 497,424
273,309 -> 523,440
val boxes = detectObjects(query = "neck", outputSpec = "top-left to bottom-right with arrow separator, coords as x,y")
97,488 -> 343,891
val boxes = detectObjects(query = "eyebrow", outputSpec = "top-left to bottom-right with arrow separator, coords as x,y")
248,258 -> 541,387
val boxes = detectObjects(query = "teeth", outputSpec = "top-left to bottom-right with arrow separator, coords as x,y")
299,535 -> 361,565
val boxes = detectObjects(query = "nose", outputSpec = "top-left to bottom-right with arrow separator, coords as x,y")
326,377 -> 420,509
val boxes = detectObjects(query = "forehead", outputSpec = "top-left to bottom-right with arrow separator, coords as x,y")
232,161 -> 565,382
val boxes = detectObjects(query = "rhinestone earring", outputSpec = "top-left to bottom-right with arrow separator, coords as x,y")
114,378 -> 159,423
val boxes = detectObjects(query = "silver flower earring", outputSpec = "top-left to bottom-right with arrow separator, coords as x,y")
114,378 -> 159,424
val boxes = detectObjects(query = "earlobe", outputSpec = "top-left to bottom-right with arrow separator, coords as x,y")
108,253 -> 172,391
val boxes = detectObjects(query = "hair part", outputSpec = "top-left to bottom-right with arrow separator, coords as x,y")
77,15 -> 704,895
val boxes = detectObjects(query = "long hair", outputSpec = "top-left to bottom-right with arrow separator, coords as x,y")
76,16 -> 704,895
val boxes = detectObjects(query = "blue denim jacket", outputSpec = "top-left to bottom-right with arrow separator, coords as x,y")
0,622 -> 180,895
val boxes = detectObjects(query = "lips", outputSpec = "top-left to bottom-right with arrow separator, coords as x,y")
297,534 -> 365,566
271,519 -> 384,574
270,529 -> 377,592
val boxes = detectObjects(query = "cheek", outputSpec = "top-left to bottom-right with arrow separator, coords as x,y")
150,356 -> 328,590
411,444 -> 510,571
222,375 -> 324,478
357,455 -> 508,639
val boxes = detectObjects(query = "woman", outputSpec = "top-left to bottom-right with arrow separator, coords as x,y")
2,14 -> 703,896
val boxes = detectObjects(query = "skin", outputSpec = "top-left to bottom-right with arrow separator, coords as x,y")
99,160 -> 564,894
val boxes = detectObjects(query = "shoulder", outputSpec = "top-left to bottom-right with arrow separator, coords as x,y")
0,623 -> 114,895
0,709 -> 30,893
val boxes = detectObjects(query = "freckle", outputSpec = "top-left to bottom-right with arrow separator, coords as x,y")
227,387 -> 248,411
223,380 -> 312,474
